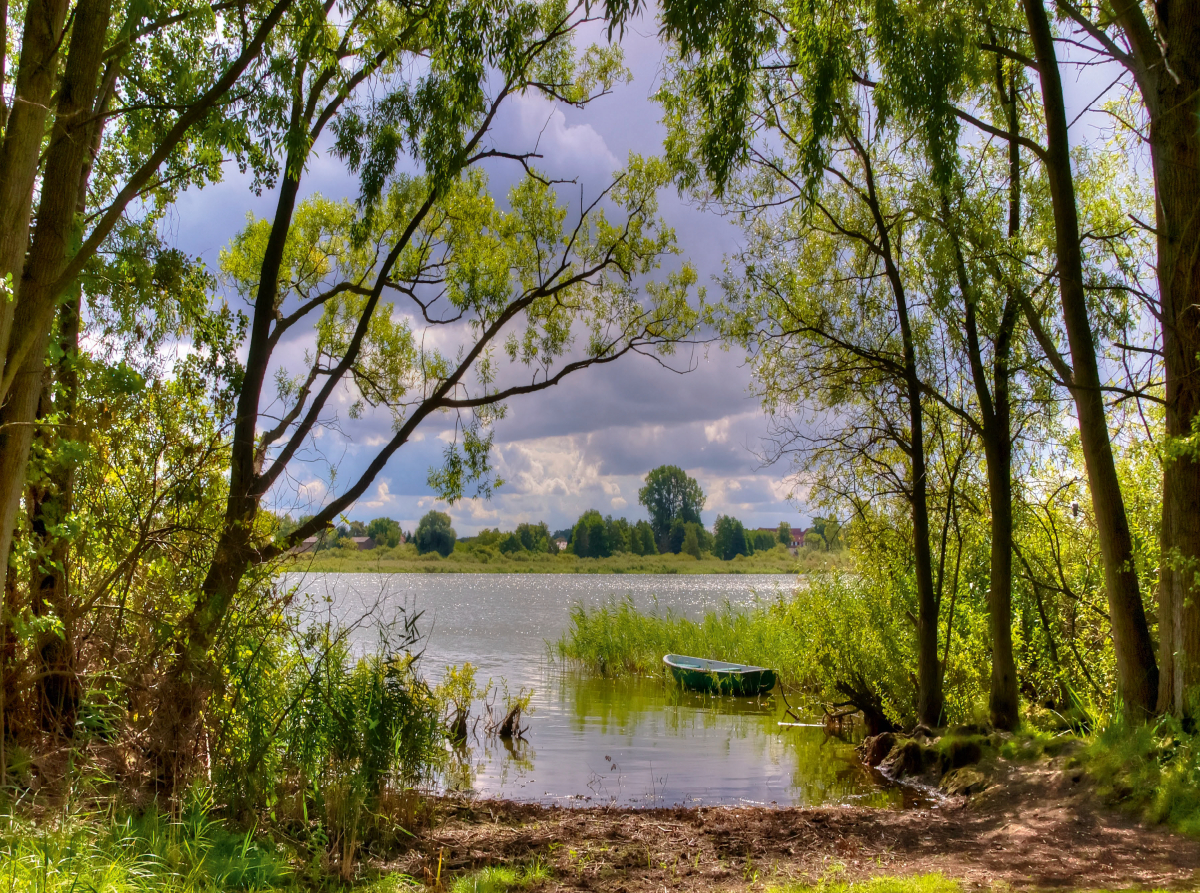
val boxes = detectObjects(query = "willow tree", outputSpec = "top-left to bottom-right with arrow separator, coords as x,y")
1047,0 -> 1200,718
651,0 -> 1163,722
148,0 -> 697,782
0,0 -> 303,617
655,0 -> 992,728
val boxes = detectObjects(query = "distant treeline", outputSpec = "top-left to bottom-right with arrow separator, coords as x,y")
276,465 -> 844,563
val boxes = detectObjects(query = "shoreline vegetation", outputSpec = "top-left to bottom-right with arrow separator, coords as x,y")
285,542 -> 849,575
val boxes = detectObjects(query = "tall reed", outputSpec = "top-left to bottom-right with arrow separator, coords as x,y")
553,596 -> 799,682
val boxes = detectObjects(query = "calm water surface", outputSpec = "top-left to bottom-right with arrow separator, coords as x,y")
283,572 -> 902,808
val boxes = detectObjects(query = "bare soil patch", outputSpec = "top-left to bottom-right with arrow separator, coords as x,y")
394,760 -> 1200,891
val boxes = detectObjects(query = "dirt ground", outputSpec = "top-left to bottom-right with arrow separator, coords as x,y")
394,759 -> 1200,891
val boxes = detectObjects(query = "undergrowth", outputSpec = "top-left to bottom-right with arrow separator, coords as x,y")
449,861 -> 550,893
0,797 -> 422,892
1080,712 -> 1200,835
0,804 -> 291,892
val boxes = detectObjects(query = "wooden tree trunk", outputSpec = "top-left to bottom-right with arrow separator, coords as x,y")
0,0 -> 114,665
28,294 -> 82,737
1146,2 -> 1200,719
0,0 -> 70,391
1023,0 -> 1158,717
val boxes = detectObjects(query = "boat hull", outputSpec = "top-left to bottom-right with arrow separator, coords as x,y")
663,654 -> 777,696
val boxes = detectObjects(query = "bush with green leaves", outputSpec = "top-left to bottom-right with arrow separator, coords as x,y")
415,511 -> 457,557
571,509 -> 612,558
712,515 -> 751,560
207,597 -> 443,877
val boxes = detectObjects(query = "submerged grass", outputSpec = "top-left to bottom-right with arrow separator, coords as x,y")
553,595 -> 801,681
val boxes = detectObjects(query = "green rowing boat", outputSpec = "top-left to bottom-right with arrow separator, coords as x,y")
663,654 -> 777,696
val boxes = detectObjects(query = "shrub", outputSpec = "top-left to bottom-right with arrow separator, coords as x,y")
415,511 -> 456,556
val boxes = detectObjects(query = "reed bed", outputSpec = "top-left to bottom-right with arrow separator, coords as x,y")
552,595 -> 802,683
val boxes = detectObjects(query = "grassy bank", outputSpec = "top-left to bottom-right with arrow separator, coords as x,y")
290,543 -> 848,575
1077,714 -> 1200,835
2,808 -> 311,893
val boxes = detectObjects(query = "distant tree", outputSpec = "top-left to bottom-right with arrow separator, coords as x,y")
713,516 -> 750,561
777,522 -> 792,546
629,520 -> 658,556
475,528 -> 503,547
751,530 -> 779,552
682,525 -> 702,558
552,529 -> 573,544
367,517 -> 403,547
498,532 -> 524,554
514,521 -> 554,553
271,513 -> 301,540
638,465 -> 705,549
415,511 -> 456,557
606,516 -> 633,553
571,510 -> 611,559
808,518 -> 843,552
667,517 -> 712,554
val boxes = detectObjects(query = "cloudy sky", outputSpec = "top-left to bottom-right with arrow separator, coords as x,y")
167,9 -> 1128,538
166,12 -> 806,537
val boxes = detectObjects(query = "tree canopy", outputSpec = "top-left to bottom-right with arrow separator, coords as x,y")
415,511 -> 456,557
637,465 -> 705,548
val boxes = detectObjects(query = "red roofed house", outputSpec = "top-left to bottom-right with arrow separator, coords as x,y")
755,527 -> 806,551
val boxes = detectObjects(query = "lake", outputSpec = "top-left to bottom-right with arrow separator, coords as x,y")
283,572 -> 906,808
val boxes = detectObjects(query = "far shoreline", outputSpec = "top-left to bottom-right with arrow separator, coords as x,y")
278,549 -> 848,576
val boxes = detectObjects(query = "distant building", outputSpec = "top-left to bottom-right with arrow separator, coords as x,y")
292,536 -> 321,554
290,534 -> 376,554
754,527 -> 806,550
554,538 -> 568,552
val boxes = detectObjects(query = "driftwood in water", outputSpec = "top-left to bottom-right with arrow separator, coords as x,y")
448,706 -> 469,742
498,704 -> 523,738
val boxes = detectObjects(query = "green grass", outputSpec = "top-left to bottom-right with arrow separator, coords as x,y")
0,809 -> 292,892
0,806 -> 425,892
553,595 -> 803,681
289,543 -> 848,575
449,861 -> 550,893
1078,713 -> 1200,836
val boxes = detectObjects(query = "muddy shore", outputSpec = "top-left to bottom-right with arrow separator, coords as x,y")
392,760 -> 1200,891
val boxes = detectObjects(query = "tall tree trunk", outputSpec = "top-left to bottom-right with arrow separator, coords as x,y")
0,0 -> 71,391
28,292 -> 81,737
0,0 -> 114,659
1023,0 -> 1158,717
1121,0 -> 1200,720
852,136 -> 943,727
1158,477 -> 1177,712
907,346 -> 943,728
0,0 -> 72,611
952,67 -> 1022,731
149,164 -> 305,787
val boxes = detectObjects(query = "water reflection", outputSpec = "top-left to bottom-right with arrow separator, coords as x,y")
283,573 -> 903,808
442,667 -> 902,808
